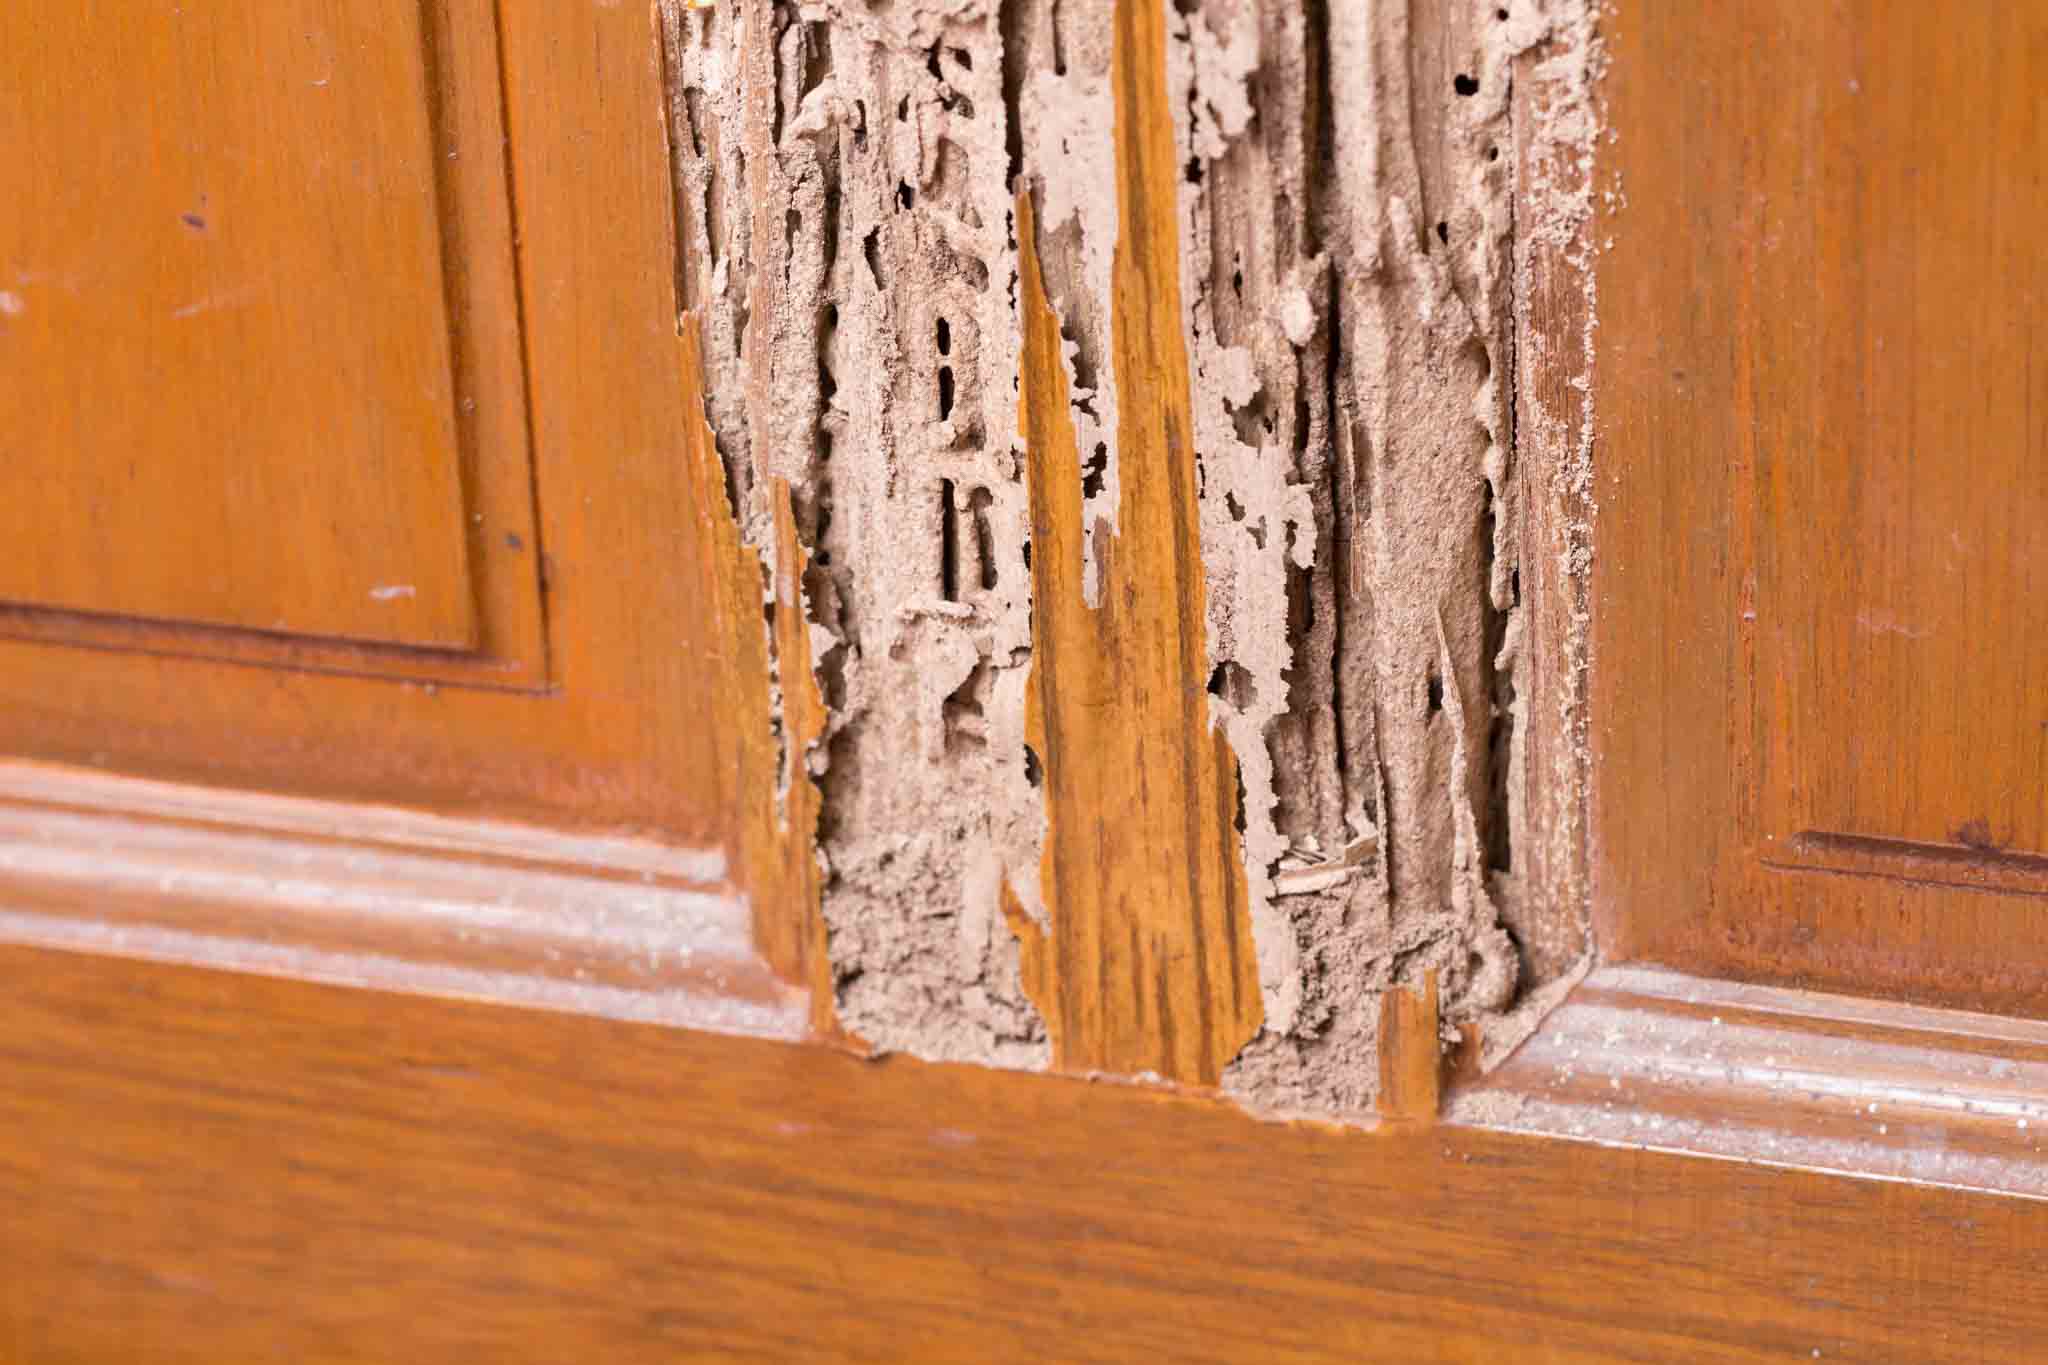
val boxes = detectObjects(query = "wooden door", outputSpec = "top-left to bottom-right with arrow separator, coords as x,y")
5,2 -> 2048,1361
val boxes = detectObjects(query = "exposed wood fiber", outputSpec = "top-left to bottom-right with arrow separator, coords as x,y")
658,0 -> 1602,1115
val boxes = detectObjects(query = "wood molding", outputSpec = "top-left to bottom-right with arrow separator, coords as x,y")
1450,965 -> 2048,1199
7,943 -> 2048,1362
0,761 -> 806,1040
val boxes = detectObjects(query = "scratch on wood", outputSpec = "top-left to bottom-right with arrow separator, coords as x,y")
1003,0 -> 1261,1086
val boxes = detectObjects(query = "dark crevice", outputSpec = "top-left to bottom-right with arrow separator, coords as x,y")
1081,442 -> 1108,500
1478,483 -> 1515,875
1000,0 -> 1027,186
1323,275 -> 1351,784
968,486 -> 998,590
939,479 -> 960,601
1208,659 -> 1258,712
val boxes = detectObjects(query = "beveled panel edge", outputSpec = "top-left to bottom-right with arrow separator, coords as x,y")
0,760 -> 807,1040
1763,829 -> 2048,899
0,0 -> 549,690
1448,964 -> 2048,1200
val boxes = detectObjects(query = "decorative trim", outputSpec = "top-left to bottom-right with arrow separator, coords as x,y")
1448,965 -> 2048,1198
0,761 -> 807,1040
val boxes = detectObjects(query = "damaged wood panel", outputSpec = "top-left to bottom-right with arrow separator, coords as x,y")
661,0 -> 1048,1067
665,0 -> 1605,1117
1503,16 -> 1601,996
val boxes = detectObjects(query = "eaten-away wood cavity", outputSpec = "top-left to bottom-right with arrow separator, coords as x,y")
661,0 -> 1606,1115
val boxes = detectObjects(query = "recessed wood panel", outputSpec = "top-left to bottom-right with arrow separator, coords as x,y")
0,1 -> 521,650
1595,2 -> 2048,1012
0,3 -> 773,875
1754,6 -> 2048,890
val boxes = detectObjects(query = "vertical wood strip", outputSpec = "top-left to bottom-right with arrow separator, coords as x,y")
1508,34 -> 1601,985
1006,0 -> 1262,1085
678,317 -> 836,1038
768,481 -> 839,1037
1377,970 -> 1442,1123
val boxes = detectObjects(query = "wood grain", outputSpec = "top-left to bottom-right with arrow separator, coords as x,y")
0,0 -> 487,648
1375,970 -> 1441,1123
0,0 -> 548,685
674,315 -> 833,1020
1593,1 -> 2048,1011
1506,30 -> 1598,986
5,943 -> 2048,1362
1006,0 -> 1261,1085
0,5 -> 796,915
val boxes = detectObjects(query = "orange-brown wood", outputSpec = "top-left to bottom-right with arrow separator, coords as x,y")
1593,2 -> 2048,1013
674,314 -> 832,1017
7,943 -> 2048,1363
1375,970 -> 1441,1123
0,0 -> 489,648
1506,34 -> 1598,985
0,5 -> 810,940
1006,0 -> 1261,1086
0,0 -> 548,687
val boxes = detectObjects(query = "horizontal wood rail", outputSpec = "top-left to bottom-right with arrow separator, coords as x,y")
0,761 -> 806,1039
1450,965 -> 2048,1199
5,942 -> 2048,1361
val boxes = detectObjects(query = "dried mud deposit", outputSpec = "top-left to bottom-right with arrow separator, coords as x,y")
661,0 -> 1604,1116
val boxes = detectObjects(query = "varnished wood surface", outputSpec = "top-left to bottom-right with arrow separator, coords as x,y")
1593,2 -> 2048,1011
0,0 -> 494,648
1457,965 -> 2048,1198
0,4 -> 807,939
1007,0 -> 1262,1085
0,759 -> 807,1038
4,943 -> 2048,1363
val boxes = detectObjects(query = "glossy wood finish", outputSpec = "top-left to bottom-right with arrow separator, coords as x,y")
0,0 -> 487,647
1006,0 -> 1262,1086
4,943 -> 2046,1363
0,4 -> 810,941
1593,1 -> 2048,1012
1,0 -> 548,687
1455,965 -> 2048,1198
0,760 -> 806,1037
